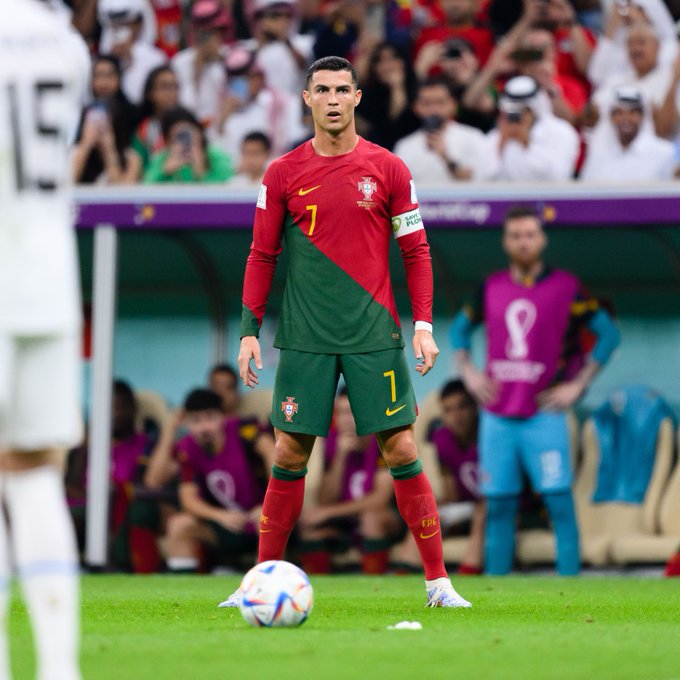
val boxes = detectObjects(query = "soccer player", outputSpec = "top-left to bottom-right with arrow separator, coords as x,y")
451,206 -> 621,575
226,55 -> 471,608
0,1 -> 89,679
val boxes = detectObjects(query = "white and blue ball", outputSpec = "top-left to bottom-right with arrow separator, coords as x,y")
239,560 -> 313,628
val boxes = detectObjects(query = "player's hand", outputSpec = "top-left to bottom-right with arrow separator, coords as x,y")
299,506 -> 333,529
537,380 -> 585,411
413,330 -> 439,376
462,364 -> 499,406
215,509 -> 248,533
238,336 -> 263,388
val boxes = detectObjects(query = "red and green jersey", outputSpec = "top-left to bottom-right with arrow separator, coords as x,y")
241,136 -> 432,354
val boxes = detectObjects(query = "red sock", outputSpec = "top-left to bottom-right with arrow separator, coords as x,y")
129,526 -> 161,574
362,550 -> 390,575
300,550 -> 332,574
258,476 -> 305,562
393,472 -> 447,581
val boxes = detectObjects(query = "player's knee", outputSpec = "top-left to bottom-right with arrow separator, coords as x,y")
273,432 -> 314,470
166,512 -> 198,540
377,427 -> 418,468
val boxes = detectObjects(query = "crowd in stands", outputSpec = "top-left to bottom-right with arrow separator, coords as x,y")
60,0 -> 680,185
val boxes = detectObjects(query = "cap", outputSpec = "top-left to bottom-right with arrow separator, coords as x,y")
499,75 -> 540,114
98,0 -> 146,24
191,0 -> 233,29
253,0 -> 295,15
611,86 -> 644,111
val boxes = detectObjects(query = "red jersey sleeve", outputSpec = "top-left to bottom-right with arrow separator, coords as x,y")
388,156 -> 433,326
240,162 -> 287,337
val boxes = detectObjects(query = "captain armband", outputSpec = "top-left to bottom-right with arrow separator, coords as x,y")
391,208 -> 424,239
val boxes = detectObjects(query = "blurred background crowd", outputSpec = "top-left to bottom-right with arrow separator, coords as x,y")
58,0 -> 680,186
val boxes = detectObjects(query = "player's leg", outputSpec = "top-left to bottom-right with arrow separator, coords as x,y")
258,350 -> 339,563
358,507 -> 400,575
520,412 -> 580,576
0,334 -> 82,680
479,411 -> 523,575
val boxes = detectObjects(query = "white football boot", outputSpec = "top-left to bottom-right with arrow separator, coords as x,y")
425,578 -> 472,608
218,588 -> 241,608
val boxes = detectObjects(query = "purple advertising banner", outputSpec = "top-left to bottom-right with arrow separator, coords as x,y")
74,185 -> 680,229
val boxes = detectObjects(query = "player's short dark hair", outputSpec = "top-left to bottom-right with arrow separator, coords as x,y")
113,379 -> 136,410
503,205 -> 543,230
306,56 -> 358,89
183,388 -> 223,413
209,363 -> 238,382
440,379 -> 474,405
242,131 -> 272,151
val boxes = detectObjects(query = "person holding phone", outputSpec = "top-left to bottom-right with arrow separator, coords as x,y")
394,77 -> 486,183
143,106 -> 234,183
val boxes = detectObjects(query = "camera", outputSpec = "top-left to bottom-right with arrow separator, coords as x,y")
511,47 -> 544,63
422,115 -> 445,132
505,110 -> 523,123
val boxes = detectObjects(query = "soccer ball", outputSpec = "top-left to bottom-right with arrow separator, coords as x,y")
239,560 -> 314,628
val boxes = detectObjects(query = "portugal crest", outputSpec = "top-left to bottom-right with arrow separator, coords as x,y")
358,176 -> 377,201
281,396 -> 299,422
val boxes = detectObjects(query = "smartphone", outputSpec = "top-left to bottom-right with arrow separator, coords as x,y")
422,115 -> 444,132
511,47 -> 544,63
446,43 -> 463,59
176,128 -> 192,154
86,101 -> 108,129
229,76 -> 249,101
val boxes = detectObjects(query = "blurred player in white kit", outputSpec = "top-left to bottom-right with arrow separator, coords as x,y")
0,1 -> 89,678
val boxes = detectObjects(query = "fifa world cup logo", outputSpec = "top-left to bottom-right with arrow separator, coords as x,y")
505,299 -> 537,359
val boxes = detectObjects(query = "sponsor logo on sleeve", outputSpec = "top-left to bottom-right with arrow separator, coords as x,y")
390,208 -> 423,238
256,184 -> 267,209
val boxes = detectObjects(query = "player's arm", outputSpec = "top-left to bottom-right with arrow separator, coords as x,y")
179,480 -> 248,532
389,163 -> 438,375
451,289 -> 499,405
144,409 -> 182,489
539,291 -> 621,411
238,167 -> 286,387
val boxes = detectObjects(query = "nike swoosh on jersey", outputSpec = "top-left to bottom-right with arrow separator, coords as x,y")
385,404 -> 407,416
298,185 -> 321,196
419,529 -> 440,540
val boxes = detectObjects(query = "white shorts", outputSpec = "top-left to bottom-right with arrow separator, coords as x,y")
0,333 -> 82,451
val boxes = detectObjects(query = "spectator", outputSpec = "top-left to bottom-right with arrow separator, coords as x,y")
149,0 -> 183,58
513,27 -> 588,124
98,0 -> 158,53
313,0 -> 369,64
416,37 -> 496,132
588,0 -> 678,89
160,389 -> 275,573
98,0 -> 167,104
298,388 -> 400,575
242,0 -> 314,97
131,65 -> 179,176
414,0 -> 495,67
172,0 -> 233,129
143,106 -> 234,183
208,363 -> 241,416
580,87 -> 677,181
356,41 -> 419,150
476,75 -> 580,181
227,132 -> 273,187
72,55 -> 141,184
591,22 -> 673,115
394,78 -> 486,182
394,380 -> 485,575
215,56 -> 305,161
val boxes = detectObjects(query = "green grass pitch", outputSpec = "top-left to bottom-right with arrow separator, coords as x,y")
7,575 -> 680,680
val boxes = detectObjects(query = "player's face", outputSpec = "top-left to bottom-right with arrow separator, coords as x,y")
502,216 -> 547,269
440,392 -> 477,440
209,371 -> 239,415
303,70 -> 362,136
184,409 -> 224,451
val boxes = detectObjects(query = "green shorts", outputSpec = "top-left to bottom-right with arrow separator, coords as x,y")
272,348 -> 417,437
